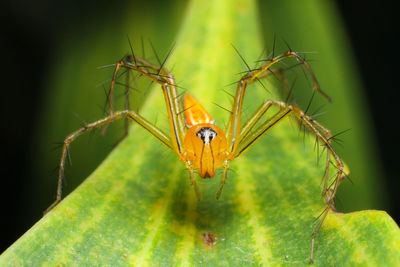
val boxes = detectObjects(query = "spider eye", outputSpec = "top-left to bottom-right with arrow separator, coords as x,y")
196,127 -> 217,144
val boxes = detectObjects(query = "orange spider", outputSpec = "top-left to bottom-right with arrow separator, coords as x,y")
46,51 -> 345,263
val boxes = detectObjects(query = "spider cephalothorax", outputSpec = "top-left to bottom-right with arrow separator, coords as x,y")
183,123 -> 229,178
181,94 -> 229,178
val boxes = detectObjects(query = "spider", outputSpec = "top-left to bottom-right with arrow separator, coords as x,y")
46,49 -> 345,263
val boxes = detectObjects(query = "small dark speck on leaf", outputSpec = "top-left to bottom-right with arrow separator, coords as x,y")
202,232 -> 217,247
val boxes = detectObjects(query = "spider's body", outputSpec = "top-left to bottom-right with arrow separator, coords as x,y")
181,94 -> 229,178
47,50 -> 345,263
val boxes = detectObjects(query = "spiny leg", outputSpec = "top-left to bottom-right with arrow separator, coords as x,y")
216,160 -> 230,199
45,110 -> 174,214
235,100 -> 343,203
232,99 -> 344,263
310,205 -> 330,263
239,99 -> 334,198
185,161 -> 201,200
109,66 -> 142,146
226,50 -> 330,156
123,66 -> 132,136
224,67 -> 293,134
220,50 -> 328,197
106,55 -> 186,156
254,51 -> 331,101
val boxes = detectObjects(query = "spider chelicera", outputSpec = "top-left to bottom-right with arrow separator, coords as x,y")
46,50 -> 345,263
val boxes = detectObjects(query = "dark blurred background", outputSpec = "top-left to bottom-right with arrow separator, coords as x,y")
1,0 -> 398,253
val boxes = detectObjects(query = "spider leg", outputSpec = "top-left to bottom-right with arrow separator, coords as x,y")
105,56 -> 186,155
218,84 -> 272,197
232,99 -> 344,263
45,110 -> 174,214
216,160 -> 230,199
123,66 -> 132,137
234,102 -> 292,157
185,161 -> 201,200
224,67 -> 292,134
109,68 -> 142,147
254,51 -> 331,101
239,100 -> 273,142
220,50 -> 331,199
310,205 -> 330,263
226,50 -> 329,155
217,77 -> 247,196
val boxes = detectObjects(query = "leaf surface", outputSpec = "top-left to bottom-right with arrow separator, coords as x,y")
2,0 -> 399,266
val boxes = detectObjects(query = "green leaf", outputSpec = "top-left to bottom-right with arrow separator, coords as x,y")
2,0 -> 399,266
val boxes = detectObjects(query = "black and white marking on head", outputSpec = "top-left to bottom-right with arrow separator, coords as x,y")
196,127 -> 217,144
